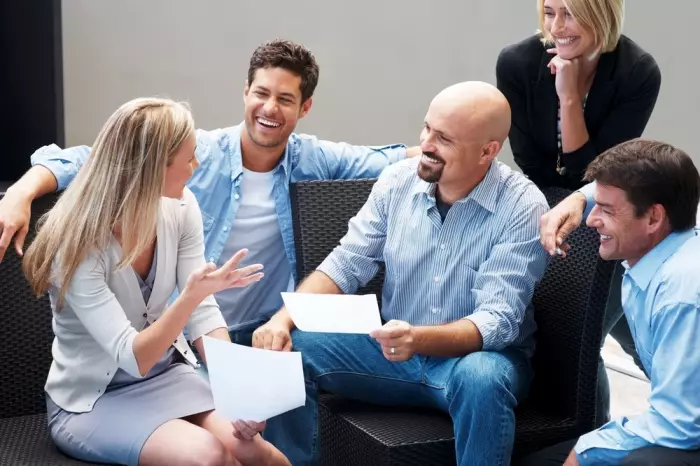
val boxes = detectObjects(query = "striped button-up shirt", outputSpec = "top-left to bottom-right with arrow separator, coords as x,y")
318,158 -> 550,355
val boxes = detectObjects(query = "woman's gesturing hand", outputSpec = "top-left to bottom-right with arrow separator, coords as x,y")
184,248 -> 264,301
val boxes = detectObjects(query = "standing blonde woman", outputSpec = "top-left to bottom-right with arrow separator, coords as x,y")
496,0 -> 661,428
22,98 -> 290,466
497,0 -> 661,189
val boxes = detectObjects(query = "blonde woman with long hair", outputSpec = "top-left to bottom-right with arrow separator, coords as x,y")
23,98 -> 290,466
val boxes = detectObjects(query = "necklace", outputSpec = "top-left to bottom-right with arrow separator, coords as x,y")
556,94 -> 588,176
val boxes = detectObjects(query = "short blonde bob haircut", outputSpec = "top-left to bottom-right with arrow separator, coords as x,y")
538,0 -> 625,54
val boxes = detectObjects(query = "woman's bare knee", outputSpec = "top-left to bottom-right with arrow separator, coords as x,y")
139,419 -> 240,466
188,411 -> 290,466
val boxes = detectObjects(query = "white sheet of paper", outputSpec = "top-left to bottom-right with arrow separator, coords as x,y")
281,292 -> 382,334
202,336 -> 305,422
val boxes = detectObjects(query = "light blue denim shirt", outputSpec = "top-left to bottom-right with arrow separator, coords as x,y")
30,122 -> 407,284
575,183 -> 700,464
317,158 -> 550,355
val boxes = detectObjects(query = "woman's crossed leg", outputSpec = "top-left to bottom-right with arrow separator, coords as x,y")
139,410 -> 290,466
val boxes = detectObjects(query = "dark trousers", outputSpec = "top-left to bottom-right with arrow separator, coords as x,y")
515,437 -> 700,466
227,325 -> 258,347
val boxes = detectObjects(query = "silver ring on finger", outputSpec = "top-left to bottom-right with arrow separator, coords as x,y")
390,347 -> 396,355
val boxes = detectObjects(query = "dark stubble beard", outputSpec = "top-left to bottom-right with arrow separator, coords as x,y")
247,117 -> 285,148
417,152 -> 445,183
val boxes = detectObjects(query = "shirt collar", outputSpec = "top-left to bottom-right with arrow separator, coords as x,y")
624,228 -> 697,291
232,121 -> 291,181
411,161 -> 500,213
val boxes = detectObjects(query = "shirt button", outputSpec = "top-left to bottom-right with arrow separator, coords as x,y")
208,257 -> 214,262
433,276 -> 440,282
431,308 -> 439,314
106,372 -> 110,376
234,193 -> 240,200
440,244 -> 446,250
174,339 -> 178,344
142,313 -> 147,318
223,226 -> 229,232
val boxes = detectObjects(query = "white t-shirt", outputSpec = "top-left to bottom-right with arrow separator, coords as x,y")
214,168 -> 293,331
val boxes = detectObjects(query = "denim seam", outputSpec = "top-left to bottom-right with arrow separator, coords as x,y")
496,395 -> 508,466
419,357 -> 446,390
443,354 -> 526,465
316,370 -> 427,387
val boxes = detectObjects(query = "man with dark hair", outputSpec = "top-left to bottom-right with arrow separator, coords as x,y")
0,38 -> 420,347
521,138 -> 700,465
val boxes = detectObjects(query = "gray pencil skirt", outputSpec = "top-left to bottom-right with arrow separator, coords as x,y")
46,360 -> 215,466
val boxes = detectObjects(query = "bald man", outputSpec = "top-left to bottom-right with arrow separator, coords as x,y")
256,81 -> 550,466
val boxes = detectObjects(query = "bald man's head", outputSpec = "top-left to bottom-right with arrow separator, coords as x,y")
430,81 -> 511,145
417,81 -> 512,195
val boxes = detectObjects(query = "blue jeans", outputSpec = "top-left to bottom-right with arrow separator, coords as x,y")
226,318 -> 271,347
264,330 -> 532,466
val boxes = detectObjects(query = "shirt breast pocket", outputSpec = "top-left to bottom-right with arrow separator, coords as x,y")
633,340 -> 652,374
454,263 -> 479,310
200,211 -> 216,233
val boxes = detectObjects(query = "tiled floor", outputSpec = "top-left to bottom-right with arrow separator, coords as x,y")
602,336 -> 650,419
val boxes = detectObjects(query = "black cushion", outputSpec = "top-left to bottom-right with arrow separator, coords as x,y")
0,192 -> 100,465
0,194 -> 57,419
0,414 -> 103,465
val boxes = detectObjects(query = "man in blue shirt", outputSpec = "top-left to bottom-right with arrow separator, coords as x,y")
253,81 -> 551,466
0,39 -> 418,344
520,138 -> 700,465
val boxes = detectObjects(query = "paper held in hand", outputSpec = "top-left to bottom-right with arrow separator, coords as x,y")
202,336 -> 306,422
281,292 -> 383,334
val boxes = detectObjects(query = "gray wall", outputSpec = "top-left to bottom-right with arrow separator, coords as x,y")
61,0 -> 699,169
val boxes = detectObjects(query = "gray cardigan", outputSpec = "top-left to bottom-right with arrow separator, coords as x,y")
45,188 -> 227,413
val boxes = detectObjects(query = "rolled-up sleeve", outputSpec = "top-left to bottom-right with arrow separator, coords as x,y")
465,193 -> 550,349
177,189 -> 227,340
317,172 -> 392,293
312,136 -> 406,179
30,144 -> 92,191
578,181 -> 597,219
62,252 -> 142,377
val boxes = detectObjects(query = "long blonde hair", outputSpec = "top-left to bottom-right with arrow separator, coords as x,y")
23,97 -> 195,307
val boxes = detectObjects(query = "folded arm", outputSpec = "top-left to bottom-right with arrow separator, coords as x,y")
497,48 -> 661,186
559,54 -> 661,178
